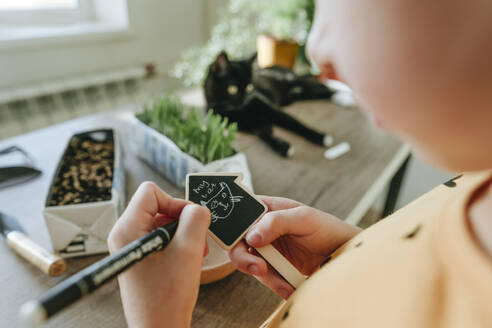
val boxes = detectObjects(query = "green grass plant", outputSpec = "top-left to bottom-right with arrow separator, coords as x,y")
136,94 -> 238,164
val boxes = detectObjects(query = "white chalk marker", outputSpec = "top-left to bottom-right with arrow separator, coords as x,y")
324,142 -> 350,160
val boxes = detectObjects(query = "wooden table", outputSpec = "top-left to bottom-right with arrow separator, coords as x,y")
0,94 -> 409,327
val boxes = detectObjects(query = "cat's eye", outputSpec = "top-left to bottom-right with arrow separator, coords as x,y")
227,85 -> 239,95
246,84 -> 254,93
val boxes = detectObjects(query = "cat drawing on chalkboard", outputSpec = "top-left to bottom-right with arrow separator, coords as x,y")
204,51 -> 334,157
200,181 -> 243,222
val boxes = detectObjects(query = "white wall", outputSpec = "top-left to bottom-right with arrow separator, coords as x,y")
0,0 -> 208,89
204,0 -> 227,37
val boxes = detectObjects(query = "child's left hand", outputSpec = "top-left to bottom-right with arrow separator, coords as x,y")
108,182 -> 211,328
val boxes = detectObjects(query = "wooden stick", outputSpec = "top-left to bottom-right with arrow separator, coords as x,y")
255,244 -> 307,288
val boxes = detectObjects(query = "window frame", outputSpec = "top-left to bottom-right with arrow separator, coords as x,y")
0,0 -> 93,26
0,0 -> 131,52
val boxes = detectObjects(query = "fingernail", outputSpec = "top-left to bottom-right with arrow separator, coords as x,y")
247,264 -> 260,276
278,288 -> 291,299
246,229 -> 262,245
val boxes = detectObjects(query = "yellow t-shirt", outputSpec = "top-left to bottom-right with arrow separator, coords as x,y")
266,171 -> 492,328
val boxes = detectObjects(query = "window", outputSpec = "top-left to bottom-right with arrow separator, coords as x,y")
0,0 -> 129,45
0,0 -> 79,11
0,0 -> 91,27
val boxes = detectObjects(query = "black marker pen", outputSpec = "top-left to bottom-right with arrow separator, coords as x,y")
19,220 -> 179,327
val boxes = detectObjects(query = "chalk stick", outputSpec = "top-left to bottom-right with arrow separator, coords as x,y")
324,142 -> 350,160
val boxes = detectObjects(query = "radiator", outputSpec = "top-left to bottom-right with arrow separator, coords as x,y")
0,67 -> 148,140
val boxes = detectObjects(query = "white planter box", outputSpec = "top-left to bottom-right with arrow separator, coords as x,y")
127,116 -> 254,191
42,129 -> 125,258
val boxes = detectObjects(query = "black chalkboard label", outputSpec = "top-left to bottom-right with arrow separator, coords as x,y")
186,173 -> 267,249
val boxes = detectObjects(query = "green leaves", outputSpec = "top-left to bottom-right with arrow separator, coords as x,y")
136,95 -> 238,164
257,0 -> 312,43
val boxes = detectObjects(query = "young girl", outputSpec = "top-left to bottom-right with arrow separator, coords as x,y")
108,0 -> 492,326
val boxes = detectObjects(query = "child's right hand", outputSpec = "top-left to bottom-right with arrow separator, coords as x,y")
229,196 -> 361,299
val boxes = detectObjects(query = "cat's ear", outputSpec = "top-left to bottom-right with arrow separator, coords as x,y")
248,52 -> 258,65
211,51 -> 230,77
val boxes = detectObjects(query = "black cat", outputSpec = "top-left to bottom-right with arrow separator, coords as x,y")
252,58 -> 336,107
204,51 -> 334,157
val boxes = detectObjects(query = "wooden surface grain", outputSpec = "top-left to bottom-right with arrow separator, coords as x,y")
0,93 -> 406,327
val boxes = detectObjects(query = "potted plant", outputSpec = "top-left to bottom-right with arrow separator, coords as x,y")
128,94 -> 254,190
256,0 -> 313,69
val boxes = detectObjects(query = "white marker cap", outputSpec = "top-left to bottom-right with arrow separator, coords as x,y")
19,300 -> 46,327
287,146 -> 295,157
324,142 -> 351,160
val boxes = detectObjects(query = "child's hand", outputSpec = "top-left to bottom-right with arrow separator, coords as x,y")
229,196 -> 360,299
108,182 -> 211,328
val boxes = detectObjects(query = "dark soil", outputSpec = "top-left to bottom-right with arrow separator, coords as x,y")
48,131 -> 114,206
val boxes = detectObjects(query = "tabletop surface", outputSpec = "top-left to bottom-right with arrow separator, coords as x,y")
0,91 -> 407,327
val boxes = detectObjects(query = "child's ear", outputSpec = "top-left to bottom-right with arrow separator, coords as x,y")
211,51 -> 230,77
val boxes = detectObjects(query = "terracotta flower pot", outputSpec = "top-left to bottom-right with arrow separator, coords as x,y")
257,34 -> 299,69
